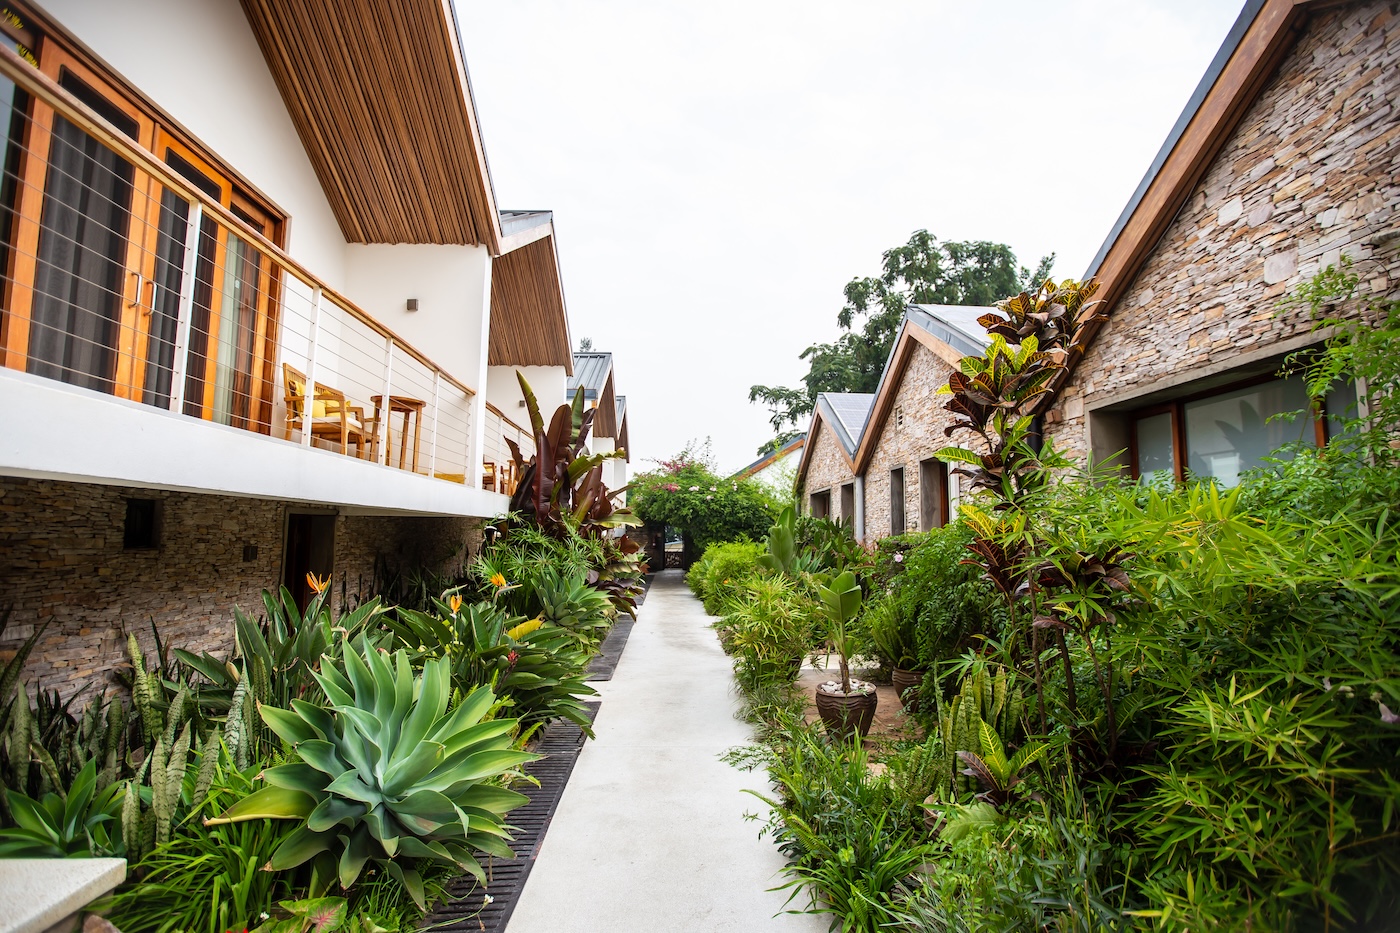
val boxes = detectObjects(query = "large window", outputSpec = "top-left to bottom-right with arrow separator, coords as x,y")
1130,374 -> 1356,486
810,489 -> 831,519
0,4 -> 284,431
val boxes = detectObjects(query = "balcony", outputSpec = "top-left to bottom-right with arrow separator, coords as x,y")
0,47 -> 532,514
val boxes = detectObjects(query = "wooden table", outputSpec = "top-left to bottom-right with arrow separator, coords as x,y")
370,395 -> 426,472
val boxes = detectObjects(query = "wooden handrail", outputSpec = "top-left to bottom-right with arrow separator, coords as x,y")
484,401 -> 531,438
0,44 -> 475,401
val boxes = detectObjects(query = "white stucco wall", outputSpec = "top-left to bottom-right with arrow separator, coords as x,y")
43,0 -> 349,286
487,365 -> 567,422
750,448 -> 800,495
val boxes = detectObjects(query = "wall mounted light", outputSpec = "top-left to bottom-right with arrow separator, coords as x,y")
406,298 -> 419,312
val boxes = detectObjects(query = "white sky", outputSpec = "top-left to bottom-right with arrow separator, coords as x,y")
457,1 -> 1246,474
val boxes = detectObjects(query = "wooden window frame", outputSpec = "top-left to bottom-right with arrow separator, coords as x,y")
0,2 -> 286,387
1128,372 -> 1333,482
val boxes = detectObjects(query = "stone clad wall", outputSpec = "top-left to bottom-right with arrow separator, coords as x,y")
1047,2 -> 1400,462
0,477 -> 480,699
863,341 -> 961,542
801,421 -> 855,520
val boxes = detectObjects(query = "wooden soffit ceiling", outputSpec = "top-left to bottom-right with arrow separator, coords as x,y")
241,0 -> 501,249
488,234 -> 573,371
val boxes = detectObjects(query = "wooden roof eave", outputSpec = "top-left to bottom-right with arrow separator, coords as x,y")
488,231 -> 573,371
852,323 -> 964,473
1045,0 -> 1318,407
240,0 -> 503,250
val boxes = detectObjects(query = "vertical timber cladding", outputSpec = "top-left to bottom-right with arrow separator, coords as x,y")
1045,2 -> 1400,463
0,476 -> 482,699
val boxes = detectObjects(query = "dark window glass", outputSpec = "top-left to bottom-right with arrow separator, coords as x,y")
123,498 -> 160,549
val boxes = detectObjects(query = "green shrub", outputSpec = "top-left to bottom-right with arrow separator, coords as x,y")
689,541 -> 767,613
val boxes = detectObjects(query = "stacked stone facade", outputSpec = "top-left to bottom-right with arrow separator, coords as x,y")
0,477 -> 480,699
862,341 -> 961,541
1047,2 -> 1400,462
800,420 -> 856,522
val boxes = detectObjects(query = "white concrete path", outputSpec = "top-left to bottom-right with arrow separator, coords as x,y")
505,571 -> 826,933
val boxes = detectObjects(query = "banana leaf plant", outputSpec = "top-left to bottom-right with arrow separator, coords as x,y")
506,371 -> 638,538
208,638 -> 536,909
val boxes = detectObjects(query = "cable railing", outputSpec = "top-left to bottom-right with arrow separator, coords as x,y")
0,46 -> 488,489
482,401 -> 533,495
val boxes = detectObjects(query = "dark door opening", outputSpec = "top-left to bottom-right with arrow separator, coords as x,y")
283,512 -> 335,609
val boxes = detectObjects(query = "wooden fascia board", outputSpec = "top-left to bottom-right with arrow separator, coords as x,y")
439,0 -> 502,253
853,329 -> 920,473
499,218 -> 556,255
593,371 -> 617,437
1051,0 -> 1312,401
907,324 -> 968,368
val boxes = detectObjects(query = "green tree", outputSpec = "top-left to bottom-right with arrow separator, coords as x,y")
750,230 -> 1053,441
629,445 -> 781,554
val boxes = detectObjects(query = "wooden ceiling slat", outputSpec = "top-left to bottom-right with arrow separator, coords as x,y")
239,0 -> 498,247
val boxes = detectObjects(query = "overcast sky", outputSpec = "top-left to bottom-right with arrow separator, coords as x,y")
458,1 -> 1246,475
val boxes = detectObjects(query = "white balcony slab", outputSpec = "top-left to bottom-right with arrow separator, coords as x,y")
0,369 -> 509,518
0,858 -> 125,933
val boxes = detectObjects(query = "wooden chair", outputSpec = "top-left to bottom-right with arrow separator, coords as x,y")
283,363 -> 369,458
482,461 -> 497,492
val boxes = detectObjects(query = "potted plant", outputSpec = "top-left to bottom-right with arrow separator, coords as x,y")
869,594 -> 924,708
814,569 -> 878,738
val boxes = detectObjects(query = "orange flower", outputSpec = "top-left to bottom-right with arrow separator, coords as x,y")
306,572 -> 329,595
489,572 -> 508,589
448,594 -> 463,614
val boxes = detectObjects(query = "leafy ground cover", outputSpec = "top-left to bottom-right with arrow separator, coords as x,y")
700,266 -> 1400,932
0,377 -> 644,931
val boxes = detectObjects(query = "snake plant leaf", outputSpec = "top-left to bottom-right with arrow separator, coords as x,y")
259,763 -> 327,796
261,704 -> 320,746
306,795 -> 366,833
208,786 -> 315,824
267,823 -> 337,871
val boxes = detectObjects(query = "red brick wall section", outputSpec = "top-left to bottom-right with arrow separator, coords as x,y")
0,476 -> 482,701
1047,2 -> 1400,462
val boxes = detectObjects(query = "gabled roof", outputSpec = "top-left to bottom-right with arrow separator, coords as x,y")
489,211 -> 573,371
852,306 -> 992,472
569,352 -> 618,438
820,393 -> 876,456
568,352 -> 613,400
1052,0 -> 1338,400
734,433 -> 806,481
242,0 -> 503,250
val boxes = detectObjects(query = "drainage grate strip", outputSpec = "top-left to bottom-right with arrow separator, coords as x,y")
585,618 -> 635,682
425,701 -> 601,932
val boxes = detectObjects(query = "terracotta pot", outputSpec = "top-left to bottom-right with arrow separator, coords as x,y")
891,668 -> 925,708
814,687 -> 878,739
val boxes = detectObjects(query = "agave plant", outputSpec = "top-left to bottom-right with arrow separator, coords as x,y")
533,567 -> 614,646
208,639 -> 536,909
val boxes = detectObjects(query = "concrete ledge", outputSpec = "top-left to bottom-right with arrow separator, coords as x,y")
0,369 -> 510,518
0,858 -> 126,933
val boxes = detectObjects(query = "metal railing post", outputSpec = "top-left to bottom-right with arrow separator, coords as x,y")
378,336 -> 394,466
428,370 -> 440,477
168,201 -> 202,413
301,286 -> 323,448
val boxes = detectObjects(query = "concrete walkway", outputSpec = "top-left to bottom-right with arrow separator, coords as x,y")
505,571 -> 825,933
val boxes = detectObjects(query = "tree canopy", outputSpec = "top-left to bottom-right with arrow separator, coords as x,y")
749,230 -> 1053,449
629,445 -> 782,552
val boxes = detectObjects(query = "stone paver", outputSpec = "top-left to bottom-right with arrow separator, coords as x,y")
505,570 -> 824,933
